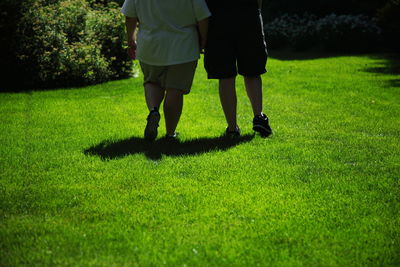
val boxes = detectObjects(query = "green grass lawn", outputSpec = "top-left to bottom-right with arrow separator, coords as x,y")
1,53 -> 399,266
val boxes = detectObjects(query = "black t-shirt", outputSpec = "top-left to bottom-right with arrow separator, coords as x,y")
205,0 -> 258,16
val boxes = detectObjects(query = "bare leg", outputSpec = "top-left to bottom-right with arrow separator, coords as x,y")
144,82 -> 165,111
244,76 -> 263,116
163,88 -> 184,135
219,77 -> 238,131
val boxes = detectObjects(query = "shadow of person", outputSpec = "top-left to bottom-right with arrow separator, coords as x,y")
84,134 -> 255,161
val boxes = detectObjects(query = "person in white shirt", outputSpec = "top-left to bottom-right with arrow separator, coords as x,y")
121,0 -> 210,141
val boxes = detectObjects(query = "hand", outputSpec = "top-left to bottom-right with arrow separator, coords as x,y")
127,40 -> 137,59
199,39 -> 206,54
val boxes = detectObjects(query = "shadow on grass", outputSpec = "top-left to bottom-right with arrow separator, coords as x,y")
0,68 -> 134,93
270,50 -> 400,88
84,134 -> 255,161
269,49 -> 350,61
364,54 -> 400,88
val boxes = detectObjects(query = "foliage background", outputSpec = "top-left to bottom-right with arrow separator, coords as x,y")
0,0 -> 398,90
0,0 -> 133,91
262,0 -> 400,52
262,0 -> 393,20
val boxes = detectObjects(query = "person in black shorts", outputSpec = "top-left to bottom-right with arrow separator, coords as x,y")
204,0 -> 272,137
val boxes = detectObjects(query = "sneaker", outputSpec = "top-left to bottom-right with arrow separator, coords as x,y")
253,113 -> 272,137
164,132 -> 179,143
165,132 -> 178,139
144,109 -> 160,141
225,126 -> 241,138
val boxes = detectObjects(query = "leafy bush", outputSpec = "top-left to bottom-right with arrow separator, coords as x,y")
264,14 -> 318,51
85,6 -> 131,79
264,13 -> 382,52
263,15 -> 291,49
262,0 -> 391,23
88,0 -> 124,6
317,14 -> 381,52
1,0 -> 133,90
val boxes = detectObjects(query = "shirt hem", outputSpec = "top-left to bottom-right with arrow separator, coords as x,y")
197,12 -> 211,22
137,56 -> 200,66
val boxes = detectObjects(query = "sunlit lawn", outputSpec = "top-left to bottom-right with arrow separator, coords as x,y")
1,53 -> 399,266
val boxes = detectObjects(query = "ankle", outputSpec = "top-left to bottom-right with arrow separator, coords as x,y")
165,132 -> 178,139
227,125 -> 240,132
166,130 -> 176,136
254,112 -> 265,118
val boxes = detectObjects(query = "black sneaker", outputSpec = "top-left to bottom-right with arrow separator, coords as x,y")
165,132 -> 179,140
225,126 -> 241,138
253,113 -> 272,137
144,109 -> 160,141
163,132 -> 180,144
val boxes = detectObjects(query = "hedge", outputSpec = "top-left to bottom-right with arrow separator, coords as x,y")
265,13 -> 382,52
0,0 -> 134,90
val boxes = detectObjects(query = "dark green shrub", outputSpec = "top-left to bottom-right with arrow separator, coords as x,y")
317,14 -> 381,52
16,0 -> 68,85
264,13 -> 381,52
263,15 -> 291,49
85,6 -> 131,79
58,0 -> 88,43
88,0 -> 124,7
60,43 -> 112,84
262,0 -> 391,23
1,0 -> 133,90
264,14 -> 318,51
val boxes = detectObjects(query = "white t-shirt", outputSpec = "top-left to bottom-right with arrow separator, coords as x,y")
121,0 -> 211,66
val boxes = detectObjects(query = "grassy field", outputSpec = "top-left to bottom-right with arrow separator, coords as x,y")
1,53 -> 399,266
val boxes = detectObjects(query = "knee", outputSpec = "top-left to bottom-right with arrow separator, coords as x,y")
144,82 -> 164,91
166,88 -> 184,97
244,75 -> 261,81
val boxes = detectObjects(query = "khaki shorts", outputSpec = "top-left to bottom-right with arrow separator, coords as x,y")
140,61 -> 198,94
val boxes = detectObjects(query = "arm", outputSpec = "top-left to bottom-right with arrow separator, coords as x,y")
197,17 -> 209,53
125,16 -> 138,59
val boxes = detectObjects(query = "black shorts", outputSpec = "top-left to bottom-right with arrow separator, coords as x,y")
204,9 -> 268,79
